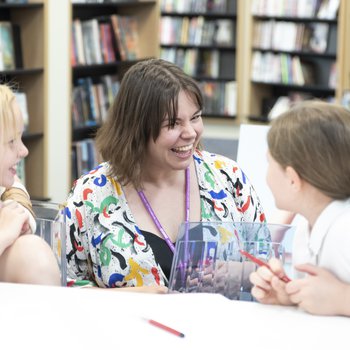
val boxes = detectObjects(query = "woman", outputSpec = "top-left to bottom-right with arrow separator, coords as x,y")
66,59 -> 266,291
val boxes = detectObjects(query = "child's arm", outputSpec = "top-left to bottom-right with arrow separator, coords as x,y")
0,201 -> 30,255
1,176 -> 36,234
286,264 -> 350,316
249,257 -> 294,306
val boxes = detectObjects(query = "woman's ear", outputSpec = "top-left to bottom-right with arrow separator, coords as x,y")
285,166 -> 302,192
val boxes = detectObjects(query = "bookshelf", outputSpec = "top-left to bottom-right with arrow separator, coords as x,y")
70,0 -> 159,181
242,0 -> 344,122
0,1 -> 46,200
159,0 -> 238,119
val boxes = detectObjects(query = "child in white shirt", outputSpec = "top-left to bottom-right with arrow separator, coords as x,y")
250,100 -> 350,316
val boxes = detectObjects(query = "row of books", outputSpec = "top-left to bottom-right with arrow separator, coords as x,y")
253,21 -> 331,54
251,51 -> 336,87
200,81 -> 237,116
161,17 -> 235,47
161,0 -> 231,14
267,92 -> 335,120
72,138 -> 99,181
161,48 -> 221,79
0,0 -> 27,3
0,21 -> 22,71
71,0 -> 129,3
251,0 -> 340,19
72,74 -> 120,128
71,15 -> 139,66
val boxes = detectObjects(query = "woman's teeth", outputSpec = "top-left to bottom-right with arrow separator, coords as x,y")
172,145 -> 192,153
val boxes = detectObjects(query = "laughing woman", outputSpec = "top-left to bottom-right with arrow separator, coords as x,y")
65,59 -> 266,291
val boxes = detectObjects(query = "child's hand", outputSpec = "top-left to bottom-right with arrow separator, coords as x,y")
20,221 -> 31,235
249,257 -> 293,306
0,201 -> 30,253
286,264 -> 347,316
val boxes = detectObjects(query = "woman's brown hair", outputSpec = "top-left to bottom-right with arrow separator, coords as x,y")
95,58 -> 203,189
268,100 -> 350,199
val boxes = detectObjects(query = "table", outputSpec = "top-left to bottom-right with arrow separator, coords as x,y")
1,283 -> 348,349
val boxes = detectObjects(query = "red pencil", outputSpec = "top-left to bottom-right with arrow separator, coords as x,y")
239,249 -> 291,283
147,319 -> 185,338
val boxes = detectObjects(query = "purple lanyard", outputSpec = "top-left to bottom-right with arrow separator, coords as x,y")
138,167 -> 190,253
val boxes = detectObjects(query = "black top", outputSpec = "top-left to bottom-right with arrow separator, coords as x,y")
141,230 -> 174,281
140,225 -> 206,281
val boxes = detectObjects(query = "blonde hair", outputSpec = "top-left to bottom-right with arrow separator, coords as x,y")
0,84 -> 17,148
268,100 -> 350,199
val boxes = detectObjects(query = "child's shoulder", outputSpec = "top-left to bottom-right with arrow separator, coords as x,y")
335,198 -> 350,222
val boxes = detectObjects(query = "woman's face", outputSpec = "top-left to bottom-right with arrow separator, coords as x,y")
145,90 -> 203,173
0,101 -> 28,188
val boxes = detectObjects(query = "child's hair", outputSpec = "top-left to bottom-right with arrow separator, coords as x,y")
0,84 -> 18,148
267,100 -> 350,199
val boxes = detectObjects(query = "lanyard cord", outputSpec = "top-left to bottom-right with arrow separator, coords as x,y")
138,167 -> 190,253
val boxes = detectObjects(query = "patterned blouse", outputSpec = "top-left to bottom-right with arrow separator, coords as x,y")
65,149 -> 266,288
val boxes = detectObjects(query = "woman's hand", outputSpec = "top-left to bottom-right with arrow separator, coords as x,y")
249,257 -> 293,306
0,201 -> 30,255
91,285 -> 169,294
124,285 -> 169,294
286,264 -> 350,316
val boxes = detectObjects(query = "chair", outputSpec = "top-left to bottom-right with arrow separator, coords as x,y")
31,200 -> 67,286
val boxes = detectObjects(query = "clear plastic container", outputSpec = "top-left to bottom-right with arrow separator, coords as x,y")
168,222 -> 294,300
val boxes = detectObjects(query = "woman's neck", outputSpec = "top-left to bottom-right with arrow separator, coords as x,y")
141,162 -> 193,189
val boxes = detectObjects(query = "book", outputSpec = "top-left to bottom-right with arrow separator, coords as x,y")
0,22 -> 15,70
120,16 -> 140,60
341,90 -> 350,111
317,0 -> 340,20
328,62 -> 337,88
15,92 -> 29,131
110,15 -> 126,61
308,23 -> 329,54
224,81 -> 237,116
268,96 -> 291,120
215,19 -> 234,46
81,19 -> 103,65
99,22 -> 116,63
73,19 -> 86,65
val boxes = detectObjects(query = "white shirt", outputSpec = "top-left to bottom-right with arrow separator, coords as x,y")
292,198 -> 350,283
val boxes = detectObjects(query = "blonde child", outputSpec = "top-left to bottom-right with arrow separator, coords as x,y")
250,101 -> 350,316
0,84 -> 60,285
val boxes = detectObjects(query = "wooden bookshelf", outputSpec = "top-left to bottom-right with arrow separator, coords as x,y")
240,0 -> 345,122
70,0 -> 159,181
159,0 -> 238,119
5,0 -> 348,203
0,1 -> 46,200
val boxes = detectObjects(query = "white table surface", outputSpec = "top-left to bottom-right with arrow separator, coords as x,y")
1,282 -> 348,349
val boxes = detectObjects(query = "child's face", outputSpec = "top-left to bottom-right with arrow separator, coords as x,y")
266,151 -> 292,211
0,101 -> 28,188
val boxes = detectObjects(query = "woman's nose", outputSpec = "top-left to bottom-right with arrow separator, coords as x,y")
182,122 -> 196,138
